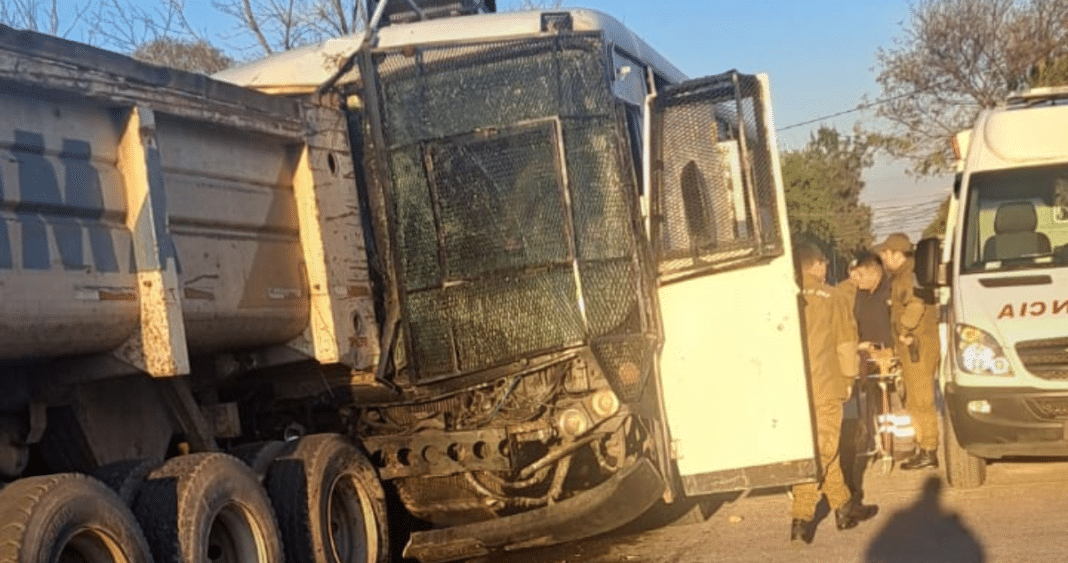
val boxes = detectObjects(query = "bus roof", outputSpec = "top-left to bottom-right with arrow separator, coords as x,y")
214,8 -> 688,94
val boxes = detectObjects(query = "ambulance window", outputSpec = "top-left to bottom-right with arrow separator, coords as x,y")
1056,178 -> 1068,222
961,162 -> 1068,272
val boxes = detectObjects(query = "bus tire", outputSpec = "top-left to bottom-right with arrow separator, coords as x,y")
266,433 -> 390,563
133,453 -> 283,563
0,473 -> 153,563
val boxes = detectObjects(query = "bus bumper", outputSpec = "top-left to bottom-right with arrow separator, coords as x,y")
403,458 -> 664,562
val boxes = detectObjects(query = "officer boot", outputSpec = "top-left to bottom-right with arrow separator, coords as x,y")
834,499 -> 879,530
900,448 -> 939,470
790,518 -> 815,544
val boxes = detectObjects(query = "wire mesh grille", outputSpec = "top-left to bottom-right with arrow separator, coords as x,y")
370,34 -> 653,384
591,335 -> 655,401
653,73 -> 783,275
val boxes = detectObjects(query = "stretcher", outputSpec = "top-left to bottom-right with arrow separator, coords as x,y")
862,347 -> 915,474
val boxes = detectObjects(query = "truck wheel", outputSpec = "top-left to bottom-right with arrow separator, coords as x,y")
265,433 -> 390,563
942,412 -> 986,488
133,453 -> 283,563
0,473 -> 153,563
229,440 -> 287,481
93,458 -> 159,506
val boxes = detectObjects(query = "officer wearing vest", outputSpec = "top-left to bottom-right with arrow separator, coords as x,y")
874,232 -> 941,470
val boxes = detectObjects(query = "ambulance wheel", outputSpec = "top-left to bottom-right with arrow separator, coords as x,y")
942,412 -> 986,489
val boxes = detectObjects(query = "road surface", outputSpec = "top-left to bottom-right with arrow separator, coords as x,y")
491,457 -> 1068,563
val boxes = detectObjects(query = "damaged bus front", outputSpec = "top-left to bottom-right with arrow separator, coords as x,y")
221,7 -> 816,560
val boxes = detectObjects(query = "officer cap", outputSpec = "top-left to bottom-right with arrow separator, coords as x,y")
872,232 -> 913,254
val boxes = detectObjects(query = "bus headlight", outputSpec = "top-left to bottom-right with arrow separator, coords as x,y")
956,324 -> 1013,376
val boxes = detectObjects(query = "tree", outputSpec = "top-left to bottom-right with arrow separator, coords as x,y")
0,0 -> 233,73
781,126 -> 877,266
0,0 -> 93,39
873,0 -> 1068,175
211,0 -> 367,56
922,195 -> 953,239
132,36 -> 233,73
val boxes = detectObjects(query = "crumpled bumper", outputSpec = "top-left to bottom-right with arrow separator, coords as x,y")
403,458 -> 665,562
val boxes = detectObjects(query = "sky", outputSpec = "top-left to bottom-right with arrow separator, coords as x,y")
173,0 -> 952,241
489,0 -> 952,242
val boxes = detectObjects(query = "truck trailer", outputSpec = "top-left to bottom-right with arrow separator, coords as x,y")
0,2 -> 817,562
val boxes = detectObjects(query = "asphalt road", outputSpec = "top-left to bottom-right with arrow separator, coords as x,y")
490,457 -> 1068,563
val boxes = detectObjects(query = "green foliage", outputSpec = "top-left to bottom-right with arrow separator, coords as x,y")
782,126 -> 876,262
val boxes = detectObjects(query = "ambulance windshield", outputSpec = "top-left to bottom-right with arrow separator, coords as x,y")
960,163 -> 1068,273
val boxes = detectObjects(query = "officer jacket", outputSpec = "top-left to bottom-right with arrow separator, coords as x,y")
800,273 -> 857,404
888,257 -> 939,346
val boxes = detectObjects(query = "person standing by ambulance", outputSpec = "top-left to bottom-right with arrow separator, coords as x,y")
873,233 -> 941,470
791,243 -> 878,544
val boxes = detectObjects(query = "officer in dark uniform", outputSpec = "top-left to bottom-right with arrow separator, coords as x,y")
838,253 -> 893,503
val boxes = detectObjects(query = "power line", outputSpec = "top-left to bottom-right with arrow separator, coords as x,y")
775,81 -> 956,133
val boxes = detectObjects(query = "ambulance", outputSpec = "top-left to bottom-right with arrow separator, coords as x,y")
918,86 -> 1068,488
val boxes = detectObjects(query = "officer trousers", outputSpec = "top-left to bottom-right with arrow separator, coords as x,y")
898,343 -> 939,451
792,399 -> 851,520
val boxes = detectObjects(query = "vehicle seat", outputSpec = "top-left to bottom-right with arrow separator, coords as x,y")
982,201 -> 1051,260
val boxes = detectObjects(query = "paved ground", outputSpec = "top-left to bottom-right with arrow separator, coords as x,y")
491,457 -> 1068,563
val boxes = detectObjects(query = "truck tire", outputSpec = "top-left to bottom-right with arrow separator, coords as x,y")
229,440 -> 287,481
0,473 -> 153,563
265,433 -> 390,563
92,458 -> 159,506
942,411 -> 986,489
133,453 -> 283,563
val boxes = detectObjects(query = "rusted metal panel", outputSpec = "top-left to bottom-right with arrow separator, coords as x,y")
287,104 -> 379,369
363,428 -> 511,479
0,25 -> 304,140
0,91 -> 139,360
112,106 -> 189,377
154,114 -> 309,354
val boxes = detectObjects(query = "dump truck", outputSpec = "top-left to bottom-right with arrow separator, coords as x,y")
0,2 -> 818,562
917,86 -> 1068,489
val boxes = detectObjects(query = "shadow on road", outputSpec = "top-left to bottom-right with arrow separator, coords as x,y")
865,476 -> 984,563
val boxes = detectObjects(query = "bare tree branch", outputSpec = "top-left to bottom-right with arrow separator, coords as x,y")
875,0 -> 1068,174
213,0 -> 366,57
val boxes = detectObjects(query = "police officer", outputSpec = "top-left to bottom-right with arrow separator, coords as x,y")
838,254 -> 893,502
874,233 -> 940,470
791,243 -> 878,544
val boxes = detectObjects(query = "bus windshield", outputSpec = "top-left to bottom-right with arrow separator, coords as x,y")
960,163 -> 1068,273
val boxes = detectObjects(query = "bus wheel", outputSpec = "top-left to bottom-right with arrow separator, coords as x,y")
134,453 -> 283,563
0,474 -> 153,563
266,433 -> 390,563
